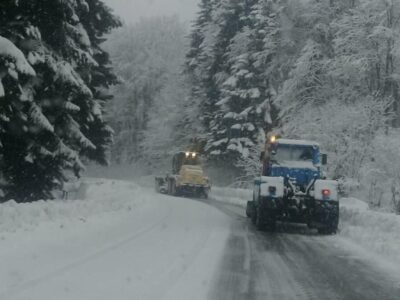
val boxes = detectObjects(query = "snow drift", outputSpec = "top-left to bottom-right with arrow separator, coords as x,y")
0,178 -> 231,300
340,197 -> 400,264
0,179 -> 149,233
210,186 -> 251,207
2,179 -> 400,267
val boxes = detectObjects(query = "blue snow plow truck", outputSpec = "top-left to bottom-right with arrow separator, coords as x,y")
246,136 -> 339,234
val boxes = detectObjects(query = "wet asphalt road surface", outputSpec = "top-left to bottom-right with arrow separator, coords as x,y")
201,200 -> 400,300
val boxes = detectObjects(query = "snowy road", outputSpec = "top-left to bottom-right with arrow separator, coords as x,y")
203,201 -> 400,300
0,185 -> 231,300
1,180 -> 400,300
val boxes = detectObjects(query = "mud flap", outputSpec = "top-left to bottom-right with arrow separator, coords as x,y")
315,201 -> 339,234
255,197 -> 277,231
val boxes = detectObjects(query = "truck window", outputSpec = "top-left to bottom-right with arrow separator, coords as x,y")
274,146 -> 314,162
274,146 -> 292,162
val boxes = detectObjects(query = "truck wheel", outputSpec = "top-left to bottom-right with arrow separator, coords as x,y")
255,201 -> 276,231
318,221 -> 338,234
318,227 -> 332,235
171,183 -> 177,196
319,224 -> 338,235
267,217 -> 276,232
202,188 -> 209,199
264,212 -> 276,232
320,208 -> 339,235
246,201 -> 257,219
255,205 -> 265,231
168,179 -> 176,196
251,206 -> 257,225
246,201 -> 252,218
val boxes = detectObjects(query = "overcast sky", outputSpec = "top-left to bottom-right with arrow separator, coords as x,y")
103,0 -> 199,24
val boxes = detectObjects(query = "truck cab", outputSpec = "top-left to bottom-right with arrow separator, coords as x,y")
155,151 -> 211,198
247,136 -> 339,234
265,139 -> 326,188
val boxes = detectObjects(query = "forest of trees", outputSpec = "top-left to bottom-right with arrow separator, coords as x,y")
90,0 -> 400,208
104,17 -> 196,171
0,0 -> 120,201
2,0 -> 400,210
184,0 -> 400,207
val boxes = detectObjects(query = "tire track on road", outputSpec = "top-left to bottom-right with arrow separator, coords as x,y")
201,198 -> 400,300
0,204 -> 173,299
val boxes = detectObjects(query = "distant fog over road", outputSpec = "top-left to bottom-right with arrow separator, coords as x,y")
103,0 -> 199,23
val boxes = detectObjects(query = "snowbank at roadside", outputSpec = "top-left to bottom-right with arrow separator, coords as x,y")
210,186 -> 251,207
339,197 -> 400,264
0,178 -> 149,234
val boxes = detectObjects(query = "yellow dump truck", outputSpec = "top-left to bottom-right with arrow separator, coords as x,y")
155,151 -> 211,198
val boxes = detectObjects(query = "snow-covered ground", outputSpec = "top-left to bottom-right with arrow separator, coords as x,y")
339,197 -> 400,265
209,187 -> 400,267
1,178 -> 400,300
0,179 -> 146,234
210,186 -> 252,207
0,178 -> 231,300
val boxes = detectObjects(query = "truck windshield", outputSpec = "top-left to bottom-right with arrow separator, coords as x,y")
274,145 -> 314,162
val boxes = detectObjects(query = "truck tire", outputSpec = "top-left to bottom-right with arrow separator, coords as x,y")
171,182 -> 177,196
168,178 -> 177,196
267,216 -> 277,232
255,214 -> 263,231
255,200 -> 276,231
318,226 -> 337,235
251,206 -> 257,225
246,201 -> 253,218
264,212 -> 276,232
202,187 -> 209,199
318,222 -> 338,235
318,206 -> 339,235
255,204 -> 266,231
155,178 -> 164,194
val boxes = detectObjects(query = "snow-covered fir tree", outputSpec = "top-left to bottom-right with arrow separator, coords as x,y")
0,0 -> 120,201
186,0 -> 279,172
185,0 -> 400,200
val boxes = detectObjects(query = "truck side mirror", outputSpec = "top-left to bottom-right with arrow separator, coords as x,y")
321,154 -> 328,165
260,151 -> 265,161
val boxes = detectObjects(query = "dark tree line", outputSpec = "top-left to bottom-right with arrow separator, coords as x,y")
0,0 -> 121,201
